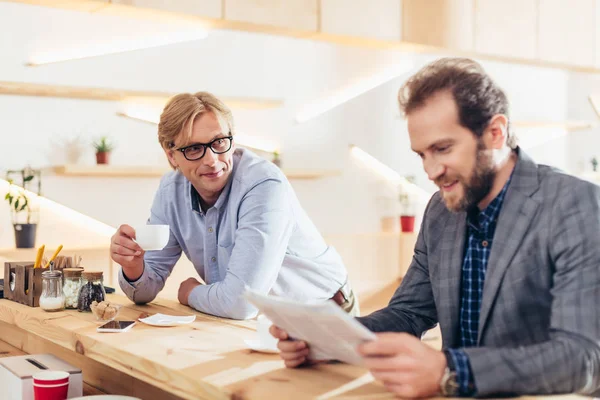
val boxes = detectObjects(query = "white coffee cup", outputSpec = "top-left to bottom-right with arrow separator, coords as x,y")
257,314 -> 278,349
134,224 -> 170,251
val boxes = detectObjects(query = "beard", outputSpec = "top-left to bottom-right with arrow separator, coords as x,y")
438,140 -> 496,213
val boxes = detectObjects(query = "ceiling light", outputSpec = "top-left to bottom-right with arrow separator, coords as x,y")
117,110 -> 280,153
295,60 -> 414,123
27,29 -> 208,66
349,145 -> 430,198
0,179 -> 115,237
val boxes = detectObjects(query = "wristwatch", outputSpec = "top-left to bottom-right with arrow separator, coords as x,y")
440,350 -> 460,397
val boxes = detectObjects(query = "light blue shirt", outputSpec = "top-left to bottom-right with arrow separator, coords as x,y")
119,148 -> 349,319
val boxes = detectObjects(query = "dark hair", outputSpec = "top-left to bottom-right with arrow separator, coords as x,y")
398,57 -> 517,149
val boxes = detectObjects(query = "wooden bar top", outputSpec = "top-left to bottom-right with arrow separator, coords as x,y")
0,294 -> 591,400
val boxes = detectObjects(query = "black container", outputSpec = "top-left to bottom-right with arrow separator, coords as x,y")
13,223 -> 37,249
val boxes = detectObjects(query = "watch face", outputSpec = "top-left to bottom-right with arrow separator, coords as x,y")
442,369 -> 460,397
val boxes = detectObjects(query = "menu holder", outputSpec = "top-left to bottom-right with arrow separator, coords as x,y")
3,262 -> 49,307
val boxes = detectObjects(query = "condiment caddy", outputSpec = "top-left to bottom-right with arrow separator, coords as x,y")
3,262 -> 48,307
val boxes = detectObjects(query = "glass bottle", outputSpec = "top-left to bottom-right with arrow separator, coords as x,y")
39,270 -> 65,312
77,271 -> 106,312
62,268 -> 83,309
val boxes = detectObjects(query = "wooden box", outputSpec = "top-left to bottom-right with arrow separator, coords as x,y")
3,262 -> 49,307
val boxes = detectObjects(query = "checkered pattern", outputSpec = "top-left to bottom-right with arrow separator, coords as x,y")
451,176 -> 511,395
359,149 -> 600,397
460,185 -> 508,346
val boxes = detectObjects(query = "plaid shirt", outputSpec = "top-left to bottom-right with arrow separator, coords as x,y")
448,176 -> 512,396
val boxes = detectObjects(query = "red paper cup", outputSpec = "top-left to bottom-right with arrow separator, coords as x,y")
33,371 -> 69,385
33,371 -> 70,400
33,382 -> 69,400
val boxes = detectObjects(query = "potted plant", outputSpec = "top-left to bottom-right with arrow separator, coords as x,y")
4,167 -> 41,248
398,180 -> 417,233
93,136 -> 115,165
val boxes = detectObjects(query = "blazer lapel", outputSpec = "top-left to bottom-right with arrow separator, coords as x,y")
477,149 -> 540,343
438,210 -> 466,348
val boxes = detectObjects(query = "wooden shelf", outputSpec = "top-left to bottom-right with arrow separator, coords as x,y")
283,169 -> 341,179
0,246 -> 109,261
47,165 -> 341,180
512,120 -> 594,131
0,81 -> 283,110
578,171 -> 600,183
48,164 -> 172,178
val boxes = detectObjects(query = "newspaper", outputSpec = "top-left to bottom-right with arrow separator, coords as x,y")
244,288 -> 377,366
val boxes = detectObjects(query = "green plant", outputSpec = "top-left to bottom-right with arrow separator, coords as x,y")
4,176 -> 34,224
93,136 -> 115,153
398,179 -> 416,216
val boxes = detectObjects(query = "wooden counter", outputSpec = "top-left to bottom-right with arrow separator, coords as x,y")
0,294 -> 394,399
0,295 -> 591,400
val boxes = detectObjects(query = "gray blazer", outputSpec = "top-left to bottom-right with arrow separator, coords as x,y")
358,148 -> 600,397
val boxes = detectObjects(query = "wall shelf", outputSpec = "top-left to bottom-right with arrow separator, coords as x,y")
284,169 -> 341,179
46,165 -> 341,180
0,81 -> 284,110
512,120 -> 594,131
0,246 -> 109,255
48,165 -> 172,178
578,171 -> 600,184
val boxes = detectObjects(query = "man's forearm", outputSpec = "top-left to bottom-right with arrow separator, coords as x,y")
118,262 -> 166,304
357,307 -> 437,336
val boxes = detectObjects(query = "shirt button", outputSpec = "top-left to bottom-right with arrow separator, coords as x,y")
482,240 -> 489,247
208,227 -> 213,233
211,257 -> 216,262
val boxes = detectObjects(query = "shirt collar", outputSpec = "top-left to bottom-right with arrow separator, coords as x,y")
467,172 -> 513,232
188,150 -> 240,214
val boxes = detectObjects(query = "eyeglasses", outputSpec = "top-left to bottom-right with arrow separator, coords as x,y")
175,135 -> 233,161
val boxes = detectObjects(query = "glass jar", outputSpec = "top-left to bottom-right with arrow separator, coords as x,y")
77,271 -> 106,312
39,270 -> 65,312
62,268 -> 83,309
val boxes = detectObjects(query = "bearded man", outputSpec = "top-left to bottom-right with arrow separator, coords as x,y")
270,58 -> 600,398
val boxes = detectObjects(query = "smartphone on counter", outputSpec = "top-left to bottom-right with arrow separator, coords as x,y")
97,320 -> 136,333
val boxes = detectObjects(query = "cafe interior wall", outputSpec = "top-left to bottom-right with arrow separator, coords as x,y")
0,2 -> 597,252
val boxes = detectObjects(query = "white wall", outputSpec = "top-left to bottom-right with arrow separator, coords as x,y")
0,2 -> 594,251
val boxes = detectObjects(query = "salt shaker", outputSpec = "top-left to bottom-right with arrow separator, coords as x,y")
39,270 -> 65,312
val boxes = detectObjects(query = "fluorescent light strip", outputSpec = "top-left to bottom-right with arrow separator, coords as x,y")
28,29 -> 208,66
295,60 -> 414,123
589,94 -> 600,118
518,128 -> 570,150
0,179 -> 115,237
350,145 -> 430,199
117,110 -> 280,153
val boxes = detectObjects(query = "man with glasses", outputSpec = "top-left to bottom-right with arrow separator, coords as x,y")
110,92 -> 356,319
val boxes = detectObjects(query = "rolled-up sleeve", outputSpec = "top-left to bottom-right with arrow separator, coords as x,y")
188,178 -> 294,319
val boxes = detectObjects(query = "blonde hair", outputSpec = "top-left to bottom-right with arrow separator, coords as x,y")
158,92 -> 235,166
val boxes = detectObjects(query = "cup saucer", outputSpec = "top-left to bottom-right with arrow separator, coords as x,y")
244,339 -> 280,354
